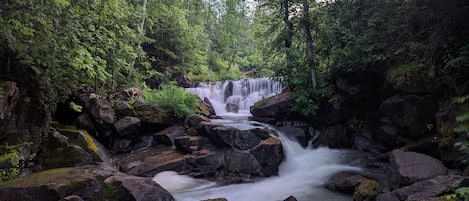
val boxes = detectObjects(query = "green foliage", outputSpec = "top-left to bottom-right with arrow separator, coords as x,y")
143,82 -> 199,119
0,142 -> 35,182
443,187 -> 469,201
69,101 -> 83,113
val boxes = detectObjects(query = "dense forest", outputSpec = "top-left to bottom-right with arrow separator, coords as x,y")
1,0 -> 469,200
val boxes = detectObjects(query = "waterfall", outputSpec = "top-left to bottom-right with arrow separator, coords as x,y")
186,78 -> 283,116
153,78 -> 359,200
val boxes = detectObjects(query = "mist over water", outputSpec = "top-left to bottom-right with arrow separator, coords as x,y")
153,78 -> 359,200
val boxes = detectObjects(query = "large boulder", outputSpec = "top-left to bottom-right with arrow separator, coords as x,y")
114,116 -> 141,137
38,129 -> 111,169
112,146 -> 189,177
388,150 -> 447,188
104,174 -> 175,201
379,95 -> 437,140
0,166 -> 115,201
250,92 -> 294,120
376,175 -> 469,201
313,125 -> 352,149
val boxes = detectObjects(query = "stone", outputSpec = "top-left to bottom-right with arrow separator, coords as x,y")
90,98 -> 115,125
114,116 -> 141,137
313,125 -> 352,148
0,166 -> 115,201
112,146 -> 189,177
250,137 -> 284,176
379,95 -> 437,139
234,130 -> 261,150
111,138 -> 133,153
386,175 -> 469,201
250,92 -> 294,119
225,103 -> 239,113
389,150 -> 447,188
153,123 -> 186,146
374,117 -> 405,150
284,195 -> 298,201
73,114 -> 96,135
185,114 -> 211,128
324,171 -> 367,195
104,174 -> 175,201
203,97 -> 216,116
209,126 -> 237,147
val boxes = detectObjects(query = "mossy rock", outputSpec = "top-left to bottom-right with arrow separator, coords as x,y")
0,166 -> 116,201
353,179 -> 380,201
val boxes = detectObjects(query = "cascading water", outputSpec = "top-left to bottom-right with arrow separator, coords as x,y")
186,78 -> 283,116
153,78 -> 359,200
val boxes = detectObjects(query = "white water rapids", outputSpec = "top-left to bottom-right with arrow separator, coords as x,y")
153,78 -> 359,201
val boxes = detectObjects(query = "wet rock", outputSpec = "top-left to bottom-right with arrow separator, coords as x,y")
284,195 -> 298,201
114,116 -> 141,137
389,150 -> 447,188
174,135 -> 213,153
203,97 -> 216,116
250,92 -> 294,119
104,174 -> 175,201
225,103 -> 239,113
196,121 -> 222,136
153,123 -> 185,146
234,130 -> 261,150
209,126 -> 237,147
38,129 -> 110,169
185,114 -> 211,128
250,137 -> 284,176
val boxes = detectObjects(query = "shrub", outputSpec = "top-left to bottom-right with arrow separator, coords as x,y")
143,82 -> 199,119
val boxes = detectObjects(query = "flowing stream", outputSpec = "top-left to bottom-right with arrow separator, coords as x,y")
153,78 -> 359,201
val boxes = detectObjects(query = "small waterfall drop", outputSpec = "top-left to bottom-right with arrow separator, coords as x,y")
186,78 -> 283,116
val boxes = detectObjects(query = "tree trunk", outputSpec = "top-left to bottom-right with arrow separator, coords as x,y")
302,1 -> 317,89
282,0 -> 293,49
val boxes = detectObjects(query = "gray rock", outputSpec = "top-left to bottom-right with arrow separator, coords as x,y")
104,174 -> 175,201
389,150 -> 447,188
114,116 -> 141,137
387,175 -> 469,201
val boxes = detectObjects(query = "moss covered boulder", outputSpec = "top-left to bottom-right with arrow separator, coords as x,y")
0,166 -> 115,201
